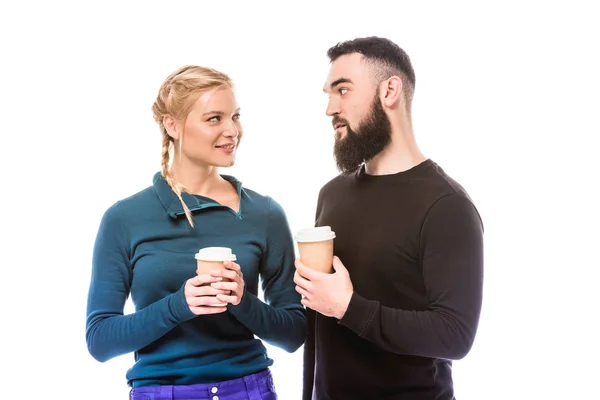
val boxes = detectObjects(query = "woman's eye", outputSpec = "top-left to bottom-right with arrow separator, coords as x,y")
233,113 -> 241,120
208,115 -> 221,122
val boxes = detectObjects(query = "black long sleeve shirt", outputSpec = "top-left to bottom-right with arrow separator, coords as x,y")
303,159 -> 484,400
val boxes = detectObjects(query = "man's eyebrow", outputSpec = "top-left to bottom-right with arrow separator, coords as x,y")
324,77 -> 353,93
331,78 -> 353,88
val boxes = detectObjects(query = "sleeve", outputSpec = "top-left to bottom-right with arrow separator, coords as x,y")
338,193 -> 484,360
85,203 -> 196,362
227,197 -> 307,353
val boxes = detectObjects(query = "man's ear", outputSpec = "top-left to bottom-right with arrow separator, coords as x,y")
379,76 -> 403,108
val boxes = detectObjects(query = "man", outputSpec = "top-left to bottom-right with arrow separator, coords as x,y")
294,36 -> 484,399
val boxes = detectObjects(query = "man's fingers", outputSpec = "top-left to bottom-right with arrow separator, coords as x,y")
295,285 -> 310,299
295,261 -> 320,281
332,256 -> 347,273
294,270 -> 312,290
300,297 -> 311,308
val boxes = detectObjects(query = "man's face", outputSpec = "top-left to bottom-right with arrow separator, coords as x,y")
323,53 -> 392,173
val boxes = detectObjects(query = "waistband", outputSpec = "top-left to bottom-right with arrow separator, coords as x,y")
129,368 -> 275,400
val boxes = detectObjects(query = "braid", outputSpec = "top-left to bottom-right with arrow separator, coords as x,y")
160,128 -> 195,228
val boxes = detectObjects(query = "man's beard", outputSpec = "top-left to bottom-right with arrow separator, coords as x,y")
333,96 -> 392,174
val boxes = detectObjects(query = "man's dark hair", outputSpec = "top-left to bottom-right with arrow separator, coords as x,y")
327,36 -> 416,108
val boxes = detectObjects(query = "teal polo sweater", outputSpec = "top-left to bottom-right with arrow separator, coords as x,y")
85,172 -> 306,387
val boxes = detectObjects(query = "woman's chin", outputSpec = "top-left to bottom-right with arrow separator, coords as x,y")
219,159 -> 236,168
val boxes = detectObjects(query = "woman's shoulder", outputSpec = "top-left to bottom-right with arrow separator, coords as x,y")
222,174 -> 288,217
101,184 -> 157,221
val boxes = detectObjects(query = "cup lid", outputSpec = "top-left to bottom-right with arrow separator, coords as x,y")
295,226 -> 336,242
194,247 -> 237,261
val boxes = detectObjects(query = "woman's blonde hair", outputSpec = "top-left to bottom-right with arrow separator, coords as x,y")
151,65 -> 233,227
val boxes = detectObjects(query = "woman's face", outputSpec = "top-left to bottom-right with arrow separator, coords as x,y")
168,86 -> 242,168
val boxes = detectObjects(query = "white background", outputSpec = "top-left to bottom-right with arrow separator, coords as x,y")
1,1 -> 599,399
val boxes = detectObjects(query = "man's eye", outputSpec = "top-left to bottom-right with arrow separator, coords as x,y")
339,88 -> 348,95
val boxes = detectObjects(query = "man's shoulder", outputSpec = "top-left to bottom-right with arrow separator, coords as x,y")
318,172 -> 354,198
422,162 -> 478,207
420,162 -> 483,228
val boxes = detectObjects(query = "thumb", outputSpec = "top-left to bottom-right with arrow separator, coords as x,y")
190,275 -> 205,286
186,275 -> 199,287
332,256 -> 347,273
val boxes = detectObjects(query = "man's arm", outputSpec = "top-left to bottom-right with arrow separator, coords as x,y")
338,193 -> 484,360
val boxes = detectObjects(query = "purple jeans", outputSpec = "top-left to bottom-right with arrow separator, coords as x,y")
129,369 -> 277,400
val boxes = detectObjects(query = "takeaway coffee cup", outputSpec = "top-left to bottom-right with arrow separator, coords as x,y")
195,246 -> 237,279
194,247 -> 237,306
295,226 -> 336,273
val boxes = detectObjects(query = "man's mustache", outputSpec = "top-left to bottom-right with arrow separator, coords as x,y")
332,116 -> 349,128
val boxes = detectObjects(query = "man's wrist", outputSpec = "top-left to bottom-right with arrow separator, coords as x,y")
335,291 -> 354,320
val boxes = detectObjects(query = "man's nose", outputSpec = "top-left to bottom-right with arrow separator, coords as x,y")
326,97 -> 340,117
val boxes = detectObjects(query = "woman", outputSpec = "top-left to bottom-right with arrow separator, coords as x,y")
85,65 -> 306,399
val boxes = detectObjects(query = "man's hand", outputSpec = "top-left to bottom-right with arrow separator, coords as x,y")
294,256 -> 354,319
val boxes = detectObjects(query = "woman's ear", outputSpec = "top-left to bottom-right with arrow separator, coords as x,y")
163,115 -> 180,140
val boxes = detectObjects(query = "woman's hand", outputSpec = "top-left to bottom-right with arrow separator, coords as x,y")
184,274 -> 230,315
210,261 -> 245,306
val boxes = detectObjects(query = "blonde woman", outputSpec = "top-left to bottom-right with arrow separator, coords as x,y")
86,65 -> 305,399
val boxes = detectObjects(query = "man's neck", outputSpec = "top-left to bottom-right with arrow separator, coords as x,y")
364,124 -> 426,176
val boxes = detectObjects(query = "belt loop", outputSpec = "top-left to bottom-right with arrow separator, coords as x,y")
243,373 -> 262,400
